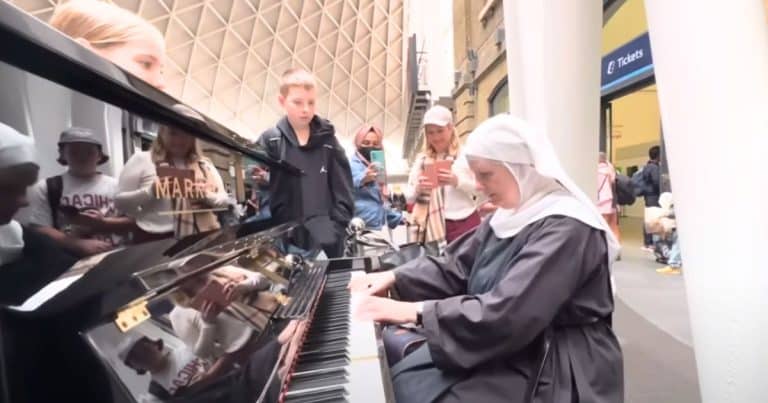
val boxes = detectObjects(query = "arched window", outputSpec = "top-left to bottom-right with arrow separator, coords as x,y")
488,78 -> 509,116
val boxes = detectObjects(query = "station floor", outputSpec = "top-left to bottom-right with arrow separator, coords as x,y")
613,217 -> 701,403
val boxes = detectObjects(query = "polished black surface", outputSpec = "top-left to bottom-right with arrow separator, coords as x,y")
0,1 -> 299,174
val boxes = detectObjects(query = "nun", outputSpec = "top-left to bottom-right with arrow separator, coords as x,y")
0,123 -> 76,305
349,114 -> 623,403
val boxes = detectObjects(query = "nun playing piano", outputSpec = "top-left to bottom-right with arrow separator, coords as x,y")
349,114 -> 624,403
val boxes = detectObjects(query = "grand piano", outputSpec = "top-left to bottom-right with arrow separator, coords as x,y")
0,3 -> 393,403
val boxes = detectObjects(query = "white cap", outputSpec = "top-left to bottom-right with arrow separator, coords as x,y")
0,122 -> 36,170
422,105 -> 453,127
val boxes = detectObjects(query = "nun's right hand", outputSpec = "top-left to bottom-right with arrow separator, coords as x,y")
348,271 -> 395,296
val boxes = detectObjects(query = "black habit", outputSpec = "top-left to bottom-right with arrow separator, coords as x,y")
390,215 -> 623,403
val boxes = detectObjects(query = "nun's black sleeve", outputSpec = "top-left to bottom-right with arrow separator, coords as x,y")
419,218 -> 607,371
393,228 -> 481,301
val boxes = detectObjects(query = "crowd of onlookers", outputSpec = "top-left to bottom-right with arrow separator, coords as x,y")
597,145 -> 683,275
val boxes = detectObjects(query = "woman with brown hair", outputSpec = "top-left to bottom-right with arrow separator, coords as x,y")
115,105 -> 229,241
406,106 -> 479,247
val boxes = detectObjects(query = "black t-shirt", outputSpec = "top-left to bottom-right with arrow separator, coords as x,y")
0,226 -> 76,306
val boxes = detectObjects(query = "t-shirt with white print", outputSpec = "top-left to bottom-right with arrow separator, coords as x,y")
149,347 -> 210,400
18,172 -> 122,246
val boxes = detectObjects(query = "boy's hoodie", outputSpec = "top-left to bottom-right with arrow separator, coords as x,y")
255,116 -> 354,228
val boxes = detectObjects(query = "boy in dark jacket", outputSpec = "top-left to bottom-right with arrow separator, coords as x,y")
255,68 -> 354,257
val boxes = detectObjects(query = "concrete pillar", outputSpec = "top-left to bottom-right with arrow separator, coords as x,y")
501,0 -> 602,198
644,0 -> 768,401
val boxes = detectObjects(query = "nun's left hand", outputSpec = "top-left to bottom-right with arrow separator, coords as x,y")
352,295 -> 419,325
437,169 -> 458,187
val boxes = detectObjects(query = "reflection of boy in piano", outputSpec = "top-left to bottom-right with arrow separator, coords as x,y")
118,335 -> 211,401
119,332 -> 288,402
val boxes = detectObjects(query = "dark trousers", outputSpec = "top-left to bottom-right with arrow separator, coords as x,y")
643,195 -> 661,247
304,215 -> 346,258
445,211 -> 481,244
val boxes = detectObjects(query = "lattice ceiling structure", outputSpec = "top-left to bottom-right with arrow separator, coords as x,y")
9,0 -> 406,145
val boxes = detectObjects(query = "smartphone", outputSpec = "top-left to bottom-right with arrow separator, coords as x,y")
423,160 -> 453,186
58,205 -> 81,217
369,150 -> 387,184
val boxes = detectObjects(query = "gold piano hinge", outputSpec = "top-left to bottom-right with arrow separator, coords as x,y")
273,293 -> 291,306
115,300 -> 150,332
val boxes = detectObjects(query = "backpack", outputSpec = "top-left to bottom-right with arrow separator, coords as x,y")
630,168 -> 648,197
45,175 -> 64,229
614,174 -> 636,206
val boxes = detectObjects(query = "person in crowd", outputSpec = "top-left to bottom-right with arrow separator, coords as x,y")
255,68 -> 354,258
647,192 -> 682,275
597,151 -> 620,242
405,105 -> 478,246
640,145 -> 661,251
17,127 -> 133,257
0,123 -> 77,305
349,124 -> 403,231
50,0 -> 166,90
243,163 -> 271,223
116,105 -> 229,241
389,185 -> 407,212
349,114 -> 623,403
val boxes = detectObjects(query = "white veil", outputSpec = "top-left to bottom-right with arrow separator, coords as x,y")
463,114 -> 621,263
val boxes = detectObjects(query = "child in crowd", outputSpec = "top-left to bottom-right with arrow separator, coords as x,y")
255,68 -> 354,258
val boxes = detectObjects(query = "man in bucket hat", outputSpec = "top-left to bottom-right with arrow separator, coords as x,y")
17,127 -> 134,257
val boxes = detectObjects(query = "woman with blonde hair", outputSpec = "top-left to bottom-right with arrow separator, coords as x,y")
406,105 -> 478,247
49,0 -> 165,89
115,105 -> 229,242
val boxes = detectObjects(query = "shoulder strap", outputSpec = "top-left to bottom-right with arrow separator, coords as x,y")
148,380 -> 172,400
46,175 -> 63,229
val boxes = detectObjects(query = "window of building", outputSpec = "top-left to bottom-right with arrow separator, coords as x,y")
488,78 -> 509,116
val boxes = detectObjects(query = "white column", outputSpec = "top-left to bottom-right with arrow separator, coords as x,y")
644,1 -> 768,402
501,0 -> 602,198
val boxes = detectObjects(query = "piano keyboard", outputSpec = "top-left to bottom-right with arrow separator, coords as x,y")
281,269 -> 392,403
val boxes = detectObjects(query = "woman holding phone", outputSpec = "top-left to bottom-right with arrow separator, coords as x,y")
406,106 -> 479,246
349,124 -> 403,230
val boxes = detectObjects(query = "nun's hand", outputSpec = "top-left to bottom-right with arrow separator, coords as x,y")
437,169 -> 458,187
353,296 -> 419,325
348,271 -> 395,296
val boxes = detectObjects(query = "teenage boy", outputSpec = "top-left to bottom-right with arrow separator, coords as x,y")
18,127 -> 134,257
255,68 -> 354,258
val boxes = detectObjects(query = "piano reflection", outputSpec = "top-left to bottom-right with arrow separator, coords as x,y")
0,3 -> 393,403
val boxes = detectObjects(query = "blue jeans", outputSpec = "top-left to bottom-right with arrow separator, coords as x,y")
668,235 -> 682,268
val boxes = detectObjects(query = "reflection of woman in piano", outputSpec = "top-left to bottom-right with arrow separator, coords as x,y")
50,0 -> 166,90
0,124 -> 77,305
350,115 -> 624,403
116,105 -> 230,241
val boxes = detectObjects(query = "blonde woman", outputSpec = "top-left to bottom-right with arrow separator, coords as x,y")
50,0 -> 165,89
115,105 -> 229,241
406,105 -> 478,245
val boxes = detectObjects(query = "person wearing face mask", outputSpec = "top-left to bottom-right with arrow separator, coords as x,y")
115,105 -> 229,242
349,115 -> 623,403
0,123 -> 77,306
405,105 -> 479,247
349,124 -> 404,231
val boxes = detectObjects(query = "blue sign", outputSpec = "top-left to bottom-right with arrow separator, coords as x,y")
601,32 -> 654,94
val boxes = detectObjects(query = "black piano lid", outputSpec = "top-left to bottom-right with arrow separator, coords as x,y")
0,2 -> 300,175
